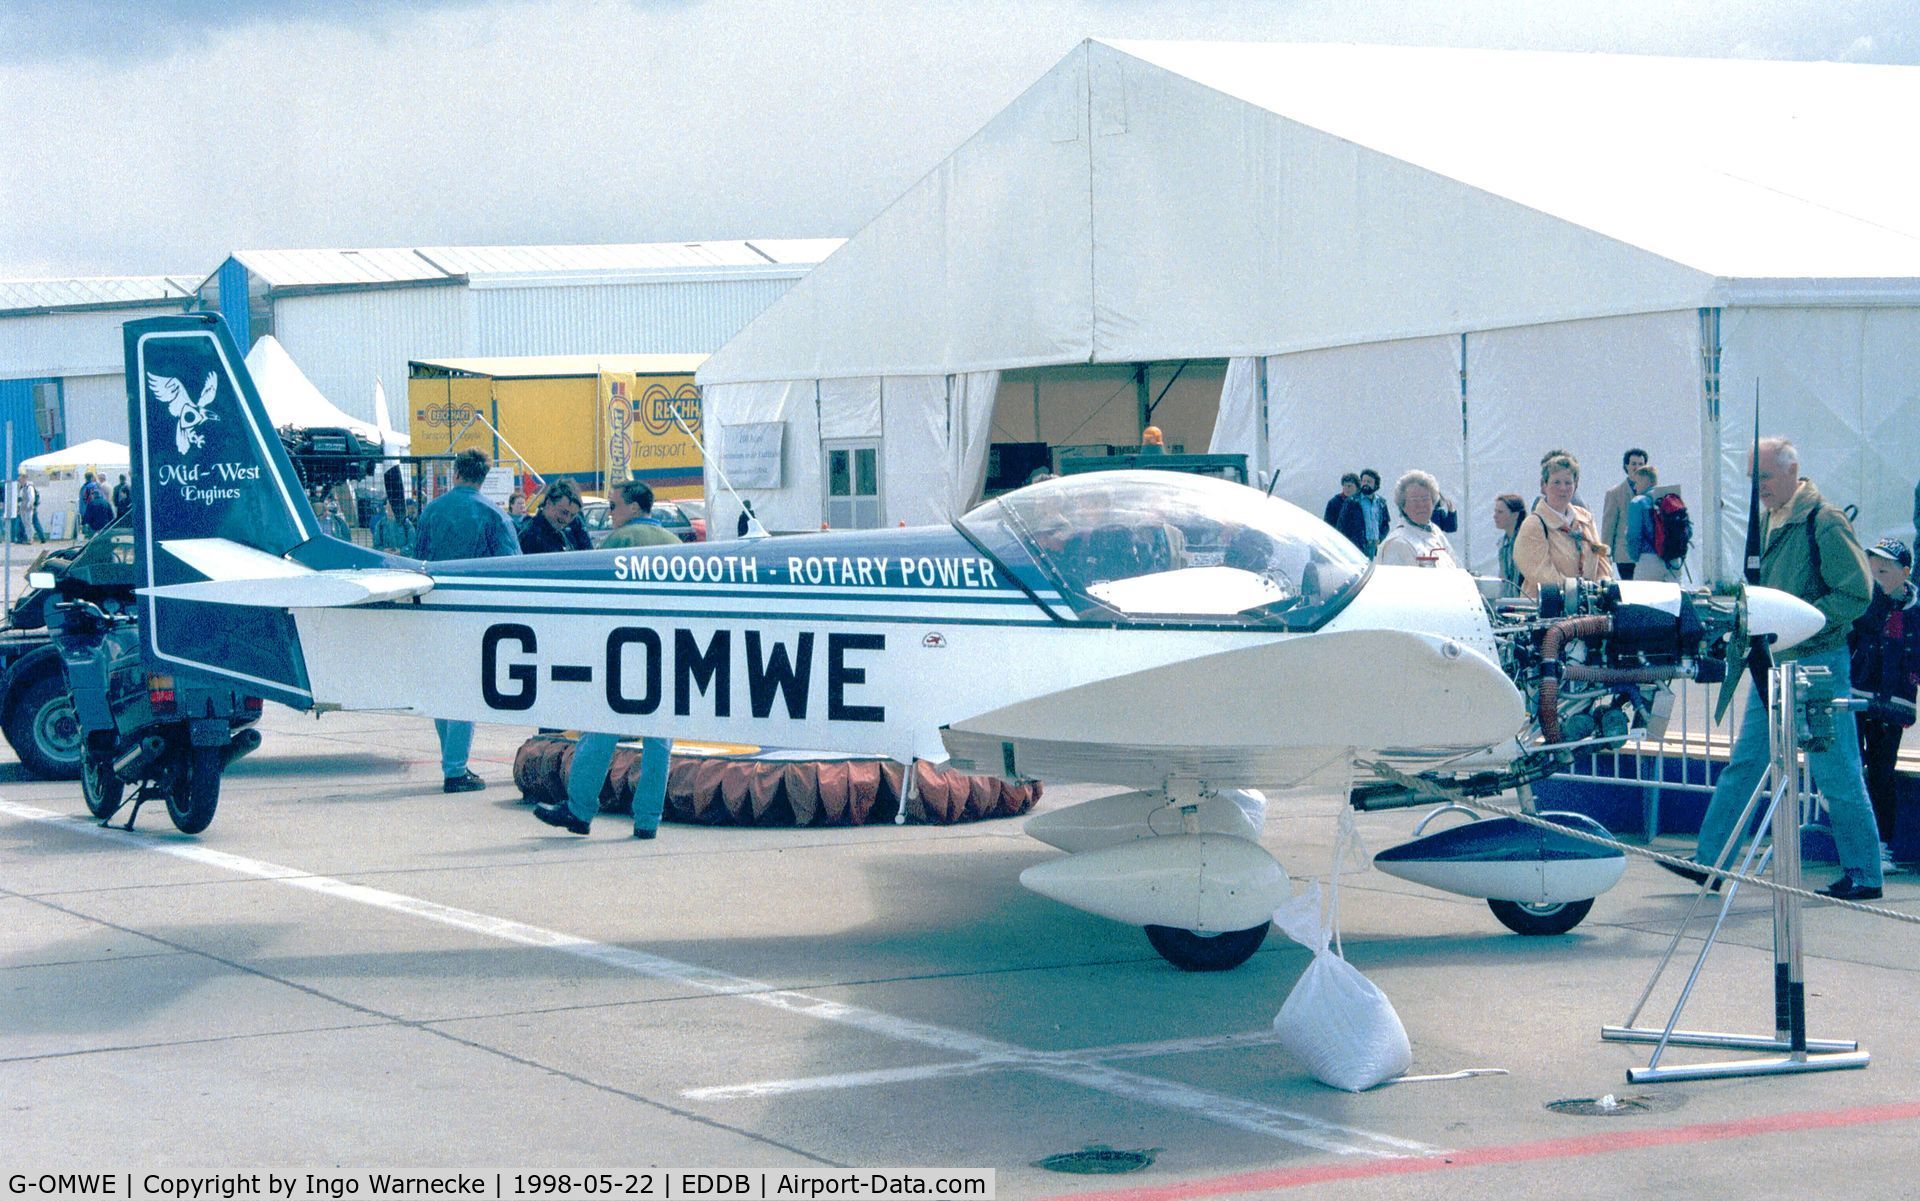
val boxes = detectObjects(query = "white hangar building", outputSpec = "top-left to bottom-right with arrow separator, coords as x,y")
198,238 -> 845,439
3,239 -> 845,454
697,40 -> 1920,577
0,276 -> 197,457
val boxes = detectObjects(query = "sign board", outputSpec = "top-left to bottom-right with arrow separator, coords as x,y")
600,373 -> 703,496
722,422 -> 785,489
481,466 -> 516,509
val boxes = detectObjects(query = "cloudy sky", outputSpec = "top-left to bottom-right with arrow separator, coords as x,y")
3,0 -> 1916,278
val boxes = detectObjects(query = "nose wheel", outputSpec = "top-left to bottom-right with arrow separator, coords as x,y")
1487,897 -> 1593,936
1144,922 -> 1271,971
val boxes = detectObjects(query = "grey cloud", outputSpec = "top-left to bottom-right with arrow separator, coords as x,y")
0,0 -> 505,64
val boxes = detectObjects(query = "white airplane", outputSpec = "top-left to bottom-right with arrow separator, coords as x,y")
121,315 -> 1823,970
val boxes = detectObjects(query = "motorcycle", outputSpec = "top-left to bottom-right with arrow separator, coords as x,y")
48,592 -> 262,834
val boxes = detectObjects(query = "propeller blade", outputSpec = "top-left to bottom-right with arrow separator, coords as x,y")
1745,634 -> 1773,702
1714,583 -> 1746,724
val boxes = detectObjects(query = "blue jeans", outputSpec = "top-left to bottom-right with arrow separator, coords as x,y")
565,733 -> 672,835
435,719 -> 474,778
1695,646 -> 1882,887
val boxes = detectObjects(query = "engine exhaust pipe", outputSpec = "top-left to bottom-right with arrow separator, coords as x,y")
223,727 -> 263,767
113,735 -> 169,781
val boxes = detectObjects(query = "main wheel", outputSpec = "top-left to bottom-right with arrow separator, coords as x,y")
1144,923 -> 1270,972
164,746 -> 222,835
1488,897 -> 1593,936
4,668 -> 84,780
81,734 -> 124,821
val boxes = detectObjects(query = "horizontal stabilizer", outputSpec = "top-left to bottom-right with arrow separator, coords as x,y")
141,538 -> 432,608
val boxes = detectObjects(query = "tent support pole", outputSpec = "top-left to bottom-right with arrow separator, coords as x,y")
1699,308 -> 1723,584
1458,333 -> 1471,568
1254,356 -> 1270,488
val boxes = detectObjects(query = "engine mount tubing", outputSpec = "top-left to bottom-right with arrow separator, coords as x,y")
1538,615 -> 1614,744
1561,663 -> 1683,685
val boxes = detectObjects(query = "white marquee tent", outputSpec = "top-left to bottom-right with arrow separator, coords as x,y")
698,39 -> 1920,573
245,335 -> 407,452
19,438 -> 130,538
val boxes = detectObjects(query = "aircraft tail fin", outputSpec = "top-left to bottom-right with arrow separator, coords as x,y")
124,313 -> 395,706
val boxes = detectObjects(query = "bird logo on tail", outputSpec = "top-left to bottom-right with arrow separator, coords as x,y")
147,371 -> 218,455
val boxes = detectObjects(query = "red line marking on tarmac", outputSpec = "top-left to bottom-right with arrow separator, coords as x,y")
1037,1100 -> 1920,1201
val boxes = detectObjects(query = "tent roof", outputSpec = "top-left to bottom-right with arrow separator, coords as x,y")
21,438 -> 129,471
409,354 -> 706,380
244,336 -> 383,441
699,40 -> 1920,385
219,239 -> 845,292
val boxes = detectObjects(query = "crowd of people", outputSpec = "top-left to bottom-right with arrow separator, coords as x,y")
1319,438 -> 1916,896
8,468 -> 130,543
407,449 -> 681,841
1321,445 -> 1692,598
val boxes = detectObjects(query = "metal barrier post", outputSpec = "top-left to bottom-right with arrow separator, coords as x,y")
1601,663 -> 1868,1082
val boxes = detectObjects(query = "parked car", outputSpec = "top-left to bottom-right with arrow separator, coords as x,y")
580,496 -> 614,547
652,501 -> 699,543
676,498 -> 708,541
581,496 -> 699,546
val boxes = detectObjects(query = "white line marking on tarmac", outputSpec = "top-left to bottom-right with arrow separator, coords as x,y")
685,1031 -> 1290,1099
0,802 -> 1441,1159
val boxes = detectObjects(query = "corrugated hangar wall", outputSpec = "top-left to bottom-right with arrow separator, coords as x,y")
272,276 -> 808,429
59,374 -> 127,445
0,306 -> 160,449
469,278 -> 799,357
272,287 -> 470,425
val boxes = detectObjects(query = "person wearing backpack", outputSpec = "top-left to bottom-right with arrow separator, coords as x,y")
1623,465 -> 1672,582
1673,437 -> 1882,900
1649,484 -> 1693,579
78,471 -> 115,536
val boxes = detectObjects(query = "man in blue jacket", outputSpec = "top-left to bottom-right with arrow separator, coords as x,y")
411,449 -> 519,792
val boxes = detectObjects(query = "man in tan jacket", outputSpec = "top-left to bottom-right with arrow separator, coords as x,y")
1599,447 -> 1648,580
1674,437 -> 1882,900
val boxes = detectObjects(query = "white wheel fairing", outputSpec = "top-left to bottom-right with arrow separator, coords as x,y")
1023,788 -> 1266,853
1019,833 -> 1290,933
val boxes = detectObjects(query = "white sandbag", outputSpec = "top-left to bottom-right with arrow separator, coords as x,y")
1271,883 -> 1412,1092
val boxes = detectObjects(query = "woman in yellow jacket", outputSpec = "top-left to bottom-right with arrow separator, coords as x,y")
1513,451 -> 1616,597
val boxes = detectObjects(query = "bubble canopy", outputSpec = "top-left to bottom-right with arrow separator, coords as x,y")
960,471 -> 1371,627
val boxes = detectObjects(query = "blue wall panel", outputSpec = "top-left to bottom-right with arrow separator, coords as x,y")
0,377 -> 65,467
217,258 -> 250,349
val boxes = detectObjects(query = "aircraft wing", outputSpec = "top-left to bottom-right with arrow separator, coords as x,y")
140,538 -> 433,608
942,627 -> 1525,789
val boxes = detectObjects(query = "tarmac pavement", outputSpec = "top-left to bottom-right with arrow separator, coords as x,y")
4,706 -> 1920,1200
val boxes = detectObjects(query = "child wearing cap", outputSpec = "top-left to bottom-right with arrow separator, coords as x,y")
1851,537 -> 1920,864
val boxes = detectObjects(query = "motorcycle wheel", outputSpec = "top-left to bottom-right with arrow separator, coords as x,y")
164,746 -> 223,835
81,734 -> 123,821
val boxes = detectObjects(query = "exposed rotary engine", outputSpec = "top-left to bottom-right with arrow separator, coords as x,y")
1491,578 -> 1738,749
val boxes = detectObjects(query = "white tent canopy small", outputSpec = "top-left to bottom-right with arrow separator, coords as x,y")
20,438 -> 130,474
245,335 -> 408,452
18,439 -> 130,538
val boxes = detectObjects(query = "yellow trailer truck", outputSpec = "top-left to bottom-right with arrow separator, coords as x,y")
406,354 -> 705,499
